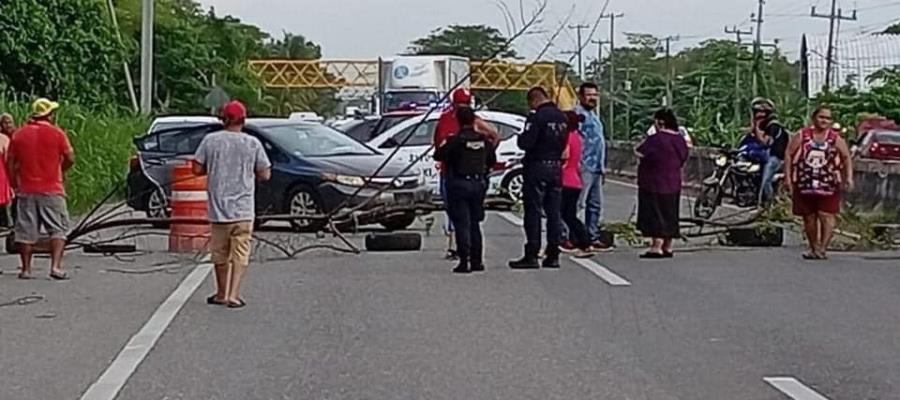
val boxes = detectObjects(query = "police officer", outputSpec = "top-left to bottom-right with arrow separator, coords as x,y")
509,87 -> 568,269
433,107 -> 497,274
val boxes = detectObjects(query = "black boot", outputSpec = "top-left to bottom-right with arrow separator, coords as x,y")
469,247 -> 484,272
542,247 -> 561,269
509,256 -> 540,269
453,256 -> 470,274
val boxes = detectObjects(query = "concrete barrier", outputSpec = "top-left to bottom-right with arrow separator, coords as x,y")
606,141 -> 900,213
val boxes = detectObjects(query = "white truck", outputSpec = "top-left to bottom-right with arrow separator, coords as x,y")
379,55 -> 470,112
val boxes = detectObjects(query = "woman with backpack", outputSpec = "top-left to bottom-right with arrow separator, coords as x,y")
784,106 -> 854,260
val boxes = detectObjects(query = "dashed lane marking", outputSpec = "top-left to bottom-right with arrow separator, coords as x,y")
569,257 -> 632,286
763,377 -> 830,400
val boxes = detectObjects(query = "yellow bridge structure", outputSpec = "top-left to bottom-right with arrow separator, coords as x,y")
248,59 -> 576,109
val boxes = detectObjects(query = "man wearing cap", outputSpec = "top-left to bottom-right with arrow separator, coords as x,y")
7,98 -> 75,280
433,88 -> 498,260
193,100 -> 271,309
750,97 -> 789,206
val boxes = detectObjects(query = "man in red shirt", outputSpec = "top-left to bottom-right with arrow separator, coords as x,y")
433,88 -> 499,259
8,98 -> 76,280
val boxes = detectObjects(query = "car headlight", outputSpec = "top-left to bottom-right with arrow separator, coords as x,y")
323,173 -> 366,187
715,155 -> 728,167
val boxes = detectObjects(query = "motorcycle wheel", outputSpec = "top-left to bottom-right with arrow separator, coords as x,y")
693,185 -> 721,220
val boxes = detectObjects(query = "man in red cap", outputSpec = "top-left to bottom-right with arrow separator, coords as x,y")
193,100 -> 271,309
433,88 -> 498,259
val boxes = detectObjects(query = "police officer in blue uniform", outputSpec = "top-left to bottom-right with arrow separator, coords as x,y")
433,107 -> 497,274
509,87 -> 569,269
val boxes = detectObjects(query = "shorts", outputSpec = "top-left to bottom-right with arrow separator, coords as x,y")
792,191 -> 842,216
15,194 -> 69,244
210,221 -> 253,267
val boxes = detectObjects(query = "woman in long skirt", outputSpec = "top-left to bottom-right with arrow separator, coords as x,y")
635,108 -> 689,258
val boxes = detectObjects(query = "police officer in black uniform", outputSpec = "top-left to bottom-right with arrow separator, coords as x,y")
509,87 -> 569,269
433,107 -> 497,274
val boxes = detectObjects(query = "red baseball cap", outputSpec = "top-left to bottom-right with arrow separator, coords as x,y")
451,88 -> 472,105
220,100 -> 247,123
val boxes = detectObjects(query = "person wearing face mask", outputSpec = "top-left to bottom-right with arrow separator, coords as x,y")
749,97 -> 789,207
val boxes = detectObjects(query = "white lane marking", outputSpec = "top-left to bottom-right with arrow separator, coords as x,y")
498,212 -> 524,226
79,263 -> 213,400
569,257 -> 631,286
763,377 -> 830,400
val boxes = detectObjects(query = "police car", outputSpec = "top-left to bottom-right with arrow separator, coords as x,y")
365,111 -> 526,201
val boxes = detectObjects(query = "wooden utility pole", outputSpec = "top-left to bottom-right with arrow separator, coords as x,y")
811,1 -> 857,92
600,12 -> 623,138
750,0 -> 765,97
663,35 -> 680,107
567,24 -> 591,79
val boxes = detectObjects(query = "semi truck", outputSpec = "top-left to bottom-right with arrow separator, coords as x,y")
378,55 -> 470,113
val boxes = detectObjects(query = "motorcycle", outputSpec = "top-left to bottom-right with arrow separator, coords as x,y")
692,148 -> 783,220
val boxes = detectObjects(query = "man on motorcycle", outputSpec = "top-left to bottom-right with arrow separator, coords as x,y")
750,97 -> 789,206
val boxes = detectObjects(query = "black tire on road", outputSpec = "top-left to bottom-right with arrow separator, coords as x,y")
380,213 -> 416,231
365,232 -> 422,252
286,185 -> 326,232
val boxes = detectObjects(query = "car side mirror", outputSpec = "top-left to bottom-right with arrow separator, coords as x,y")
381,137 -> 400,148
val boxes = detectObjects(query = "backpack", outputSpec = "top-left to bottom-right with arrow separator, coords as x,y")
792,127 -> 841,196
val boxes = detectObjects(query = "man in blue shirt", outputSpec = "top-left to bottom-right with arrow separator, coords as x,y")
573,82 -> 609,248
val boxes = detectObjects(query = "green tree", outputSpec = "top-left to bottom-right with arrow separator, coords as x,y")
0,0 -> 129,107
408,25 -> 517,59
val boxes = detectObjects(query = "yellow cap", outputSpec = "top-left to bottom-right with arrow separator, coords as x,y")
32,98 -> 60,118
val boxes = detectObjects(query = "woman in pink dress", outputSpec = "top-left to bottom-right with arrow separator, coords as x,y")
0,113 -> 15,227
560,111 -> 597,258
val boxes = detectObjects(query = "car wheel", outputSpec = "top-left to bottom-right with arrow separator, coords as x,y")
365,232 -> 422,252
380,213 -> 416,231
147,189 -> 170,228
287,186 -> 326,232
502,169 -> 524,202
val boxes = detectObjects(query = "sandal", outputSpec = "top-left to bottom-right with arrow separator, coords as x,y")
206,295 -> 227,306
639,251 -> 667,259
49,271 -> 70,280
227,299 -> 247,309
18,272 -> 35,280
802,252 -> 819,260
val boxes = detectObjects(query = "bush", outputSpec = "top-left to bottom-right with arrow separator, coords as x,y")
0,98 -> 148,214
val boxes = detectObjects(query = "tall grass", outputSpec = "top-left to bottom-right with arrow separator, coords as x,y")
0,98 -> 148,214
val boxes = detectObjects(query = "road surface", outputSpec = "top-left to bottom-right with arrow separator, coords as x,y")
1,182 -> 898,400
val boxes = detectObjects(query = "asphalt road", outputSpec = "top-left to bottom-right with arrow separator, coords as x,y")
1,182 -> 899,400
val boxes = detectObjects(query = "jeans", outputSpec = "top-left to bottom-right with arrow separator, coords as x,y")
439,176 -> 454,234
562,188 -> 591,249
446,178 -> 487,264
522,162 -> 562,259
579,171 -> 604,241
759,157 -> 784,206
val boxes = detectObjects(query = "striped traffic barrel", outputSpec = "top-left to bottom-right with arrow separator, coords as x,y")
168,161 -> 210,252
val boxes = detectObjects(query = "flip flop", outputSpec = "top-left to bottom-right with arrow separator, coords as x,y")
639,252 -> 667,259
802,252 -> 818,260
206,295 -> 227,306
49,272 -> 70,280
227,299 -> 247,309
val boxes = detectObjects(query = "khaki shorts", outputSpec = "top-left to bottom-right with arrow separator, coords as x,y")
15,194 -> 70,244
210,221 -> 253,267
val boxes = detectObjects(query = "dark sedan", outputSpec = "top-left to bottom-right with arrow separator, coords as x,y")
127,119 -> 431,231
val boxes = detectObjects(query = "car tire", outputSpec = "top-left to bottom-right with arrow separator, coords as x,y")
501,169 -> 524,202
365,232 -> 422,252
287,185 -> 326,232
146,189 -> 170,229
380,213 -> 416,231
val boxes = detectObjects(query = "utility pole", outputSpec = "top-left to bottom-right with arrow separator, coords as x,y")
725,25 -> 753,124
750,0 -> 765,97
140,0 -> 154,115
812,1 -> 857,92
567,24 -> 591,79
663,35 -> 679,107
618,67 -> 638,136
600,12 -> 624,138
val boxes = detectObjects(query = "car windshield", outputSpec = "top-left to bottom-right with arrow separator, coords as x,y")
875,131 -> 900,144
265,124 -> 376,157
384,92 -> 439,111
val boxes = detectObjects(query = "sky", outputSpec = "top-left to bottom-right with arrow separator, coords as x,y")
197,0 -> 900,63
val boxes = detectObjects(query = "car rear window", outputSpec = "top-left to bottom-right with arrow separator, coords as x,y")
875,131 -> 900,144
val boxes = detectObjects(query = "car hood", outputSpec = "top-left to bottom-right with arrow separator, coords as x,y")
305,154 -> 419,178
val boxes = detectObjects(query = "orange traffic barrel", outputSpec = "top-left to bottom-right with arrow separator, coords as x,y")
168,161 -> 210,253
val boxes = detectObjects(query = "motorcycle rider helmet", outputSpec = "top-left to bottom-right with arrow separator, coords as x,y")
750,97 -> 776,115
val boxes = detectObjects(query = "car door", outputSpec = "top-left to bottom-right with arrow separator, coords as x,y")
250,132 -> 288,215
377,118 -> 439,193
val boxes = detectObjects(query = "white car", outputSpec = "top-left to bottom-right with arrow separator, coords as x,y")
148,116 -> 219,134
366,110 -> 526,201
